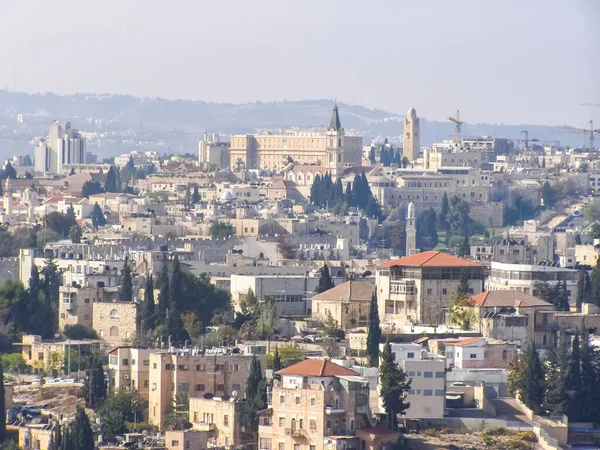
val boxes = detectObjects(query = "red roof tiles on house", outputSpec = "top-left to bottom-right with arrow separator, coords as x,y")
379,251 -> 485,268
275,359 -> 359,377
467,290 -> 552,308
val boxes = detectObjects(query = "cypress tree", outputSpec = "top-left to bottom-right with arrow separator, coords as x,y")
366,292 -> 382,367
578,328 -> 599,422
369,147 -> 376,164
70,406 -> 95,450
104,165 -> 119,193
379,341 -> 411,429
244,356 -> 266,433
191,185 -> 201,204
345,182 -> 353,207
458,236 -> 470,257
91,202 -> 106,229
566,331 -> 582,420
120,256 -> 133,302
272,346 -> 282,375
29,264 -> 41,300
577,269 -> 591,311
519,343 -> 546,414
590,256 -> 600,306
315,264 -> 334,293
169,255 -> 183,311
157,264 -> 170,325
83,358 -> 106,408
0,360 -> 6,443
544,332 -> 570,416
142,274 -> 155,332
352,175 -> 361,208
439,192 -> 449,231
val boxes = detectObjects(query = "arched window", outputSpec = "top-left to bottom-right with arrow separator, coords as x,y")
110,309 -> 119,320
110,326 -> 119,337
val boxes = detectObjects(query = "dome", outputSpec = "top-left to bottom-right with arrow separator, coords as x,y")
407,108 -> 417,119
220,191 -> 234,202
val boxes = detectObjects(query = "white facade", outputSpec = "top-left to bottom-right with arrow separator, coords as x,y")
34,121 -> 86,174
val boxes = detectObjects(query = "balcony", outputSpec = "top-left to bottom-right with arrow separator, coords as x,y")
194,422 -> 216,431
325,406 -> 346,415
285,428 -> 306,438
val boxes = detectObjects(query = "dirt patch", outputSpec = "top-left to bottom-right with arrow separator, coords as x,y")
13,385 -> 83,420
406,429 -> 542,450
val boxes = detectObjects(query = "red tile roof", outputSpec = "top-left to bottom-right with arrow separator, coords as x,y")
379,251 -> 485,268
452,337 -> 485,346
276,359 -> 359,377
468,290 -> 552,308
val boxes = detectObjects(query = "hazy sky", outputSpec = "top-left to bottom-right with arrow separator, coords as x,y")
1,0 -> 598,126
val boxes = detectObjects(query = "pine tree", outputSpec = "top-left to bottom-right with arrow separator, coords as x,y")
42,253 -> 61,334
120,257 -> 133,302
272,346 -> 282,374
519,343 -> 546,414
66,204 -> 76,223
29,264 -> 41,300
315,264 -> 335,293
556,280 -> 570,311
70,406 -> 94,450
142,274 -> 155,332
157,264 -> 170,324
0,360 -> 6,443
457,270 -> 470,297
91,202 -> 106,229
83,358 -> 106,408
544,332 -> 570,416
379,341 -> 411,429
439,192 -> 449,232
244,356 -> 266,433
366,292 -> 382,367
578,328 -> 599,422
105,165 -> 119,193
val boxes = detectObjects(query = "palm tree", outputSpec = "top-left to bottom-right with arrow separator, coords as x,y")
68,224 -> 82,244
163,392 -> 191,430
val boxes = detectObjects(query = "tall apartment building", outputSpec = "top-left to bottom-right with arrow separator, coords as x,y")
376,251 -> 486,325
259,359 -> 372,450
229,105 -> 362,175
34,121 -> 86,174
380,343 -> 446,419
199,133 -> 230,169
149,350 -> 266,430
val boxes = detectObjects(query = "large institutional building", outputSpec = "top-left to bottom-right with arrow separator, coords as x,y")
229,105 -> 362,174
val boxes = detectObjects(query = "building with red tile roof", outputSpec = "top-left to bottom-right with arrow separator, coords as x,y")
376,251 -> 487,326
276,358 -> 359,377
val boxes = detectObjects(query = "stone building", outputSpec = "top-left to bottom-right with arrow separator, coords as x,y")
229,105 -> 362,174
189,397 -> 253,448
311,280 -> 375,330
258,359 -> 372,450
376,251 -> 486,326
107,347 -> 152,399
149,350 -> 266,430
402,108 -> 420,161
429,337 -> 518,370
92,302 -> 137,344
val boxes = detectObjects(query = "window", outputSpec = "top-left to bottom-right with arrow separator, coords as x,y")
435,390 -> 445,396
279,444 -> 285,450
435,372 -> 445,378
196,364 -> 205,371
424,372 -> 433,378
144,380 -> 149,388
84,298 -> 90,304
122,359 -> 129,366
310,420 -> 317,431
310,397 -> 316,407
426,288 -> 432,295
195,384 -> 205,392
171,441 -> 179,447
295,397 -> 301,406
423,390 -> 433,396
177,383 -> 189,392
216,384 -> 224,391
193,412 -> 198,422
408,371 -> 415,377
470,354 -> 477,359
502,350 -> 507,360
442,288 -> 447,295
84,314 -> 89,320
407,352 -> 415,359
279,417 -> 286,427
280,395 -> 285,405
294,445 -> 300,450
110,309 -> 119,320
224,415 -> 229,426
310,446 -> 316,450
232,384 -> 241,392
259,439 -> 272,450
216,364 -> 225,371
143,360 -> 149,366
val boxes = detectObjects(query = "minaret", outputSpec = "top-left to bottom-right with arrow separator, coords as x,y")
325,104 -> 344,181
403,108 -> 420,161
406,202 -> 416,256
4,178 -> 12,216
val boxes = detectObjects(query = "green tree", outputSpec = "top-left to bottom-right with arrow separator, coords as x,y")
81,180 -> 103,198
322,310 -> 345,339
272,346 -> 282,373
164,392 -> 191,431
256,295 -> 278,340
366,292 -> 381,367
416,208 -> 438,250
29,264 -> 41,301
91,202 -> 106,229
82,358 -> 106,408
369,146 -> 376,164
577,270 -> 591,311
446,196 -> 474,237
209,221 -> 234,239
2,162 -> 16,180
70,406 -> 94,450
142,274 -> 155,332
98,390 -> 143,441
544,332 -> 570,416
68,224 -> 82,244
42,254 -> 61,334
240,288 -> 258,317
541,181 -> 557,208
104,165 -> 119,193
44,212 -> 76,237
156,264 -> 170,324
191,185 -> 200,204
120,257 -> 133,302
121,156 -> 135,183
438,192 -> 449,231
315,264 -> 335,293
578,328 -> 599,422
457,236 -> 470,257
244,356 -> 266,433
0,360 -> 6,443
379,341 -> 411,429
364,196 -> 383,223
519,343 -> 546,414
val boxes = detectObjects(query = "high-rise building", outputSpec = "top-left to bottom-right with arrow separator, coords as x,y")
402,108 -> 420,161
34,121 -> 86,174
198,133 -> 230,169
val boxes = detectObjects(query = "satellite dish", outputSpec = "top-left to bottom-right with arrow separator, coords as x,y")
231,390 -> 238,398
221,394 -> 230,401
203,393 -> 214,399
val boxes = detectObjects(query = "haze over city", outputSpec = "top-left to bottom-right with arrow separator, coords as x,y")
0,0 -> 599,126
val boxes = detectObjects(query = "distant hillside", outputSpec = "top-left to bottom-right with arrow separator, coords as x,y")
0,90 -> 584,159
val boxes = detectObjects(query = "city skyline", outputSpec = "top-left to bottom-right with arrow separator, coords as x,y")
0,0 -> 598,127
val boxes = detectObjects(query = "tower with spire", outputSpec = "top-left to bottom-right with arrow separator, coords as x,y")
325,104 -> 345,181
406,202 -> 417,256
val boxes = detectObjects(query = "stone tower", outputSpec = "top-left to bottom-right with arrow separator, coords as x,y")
4,178 -> 12,216
406,202 -> 417,256
403,108 -> 420,161
325,104 -> 344,181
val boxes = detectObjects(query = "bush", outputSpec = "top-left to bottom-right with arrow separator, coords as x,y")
63,324 -> 99,340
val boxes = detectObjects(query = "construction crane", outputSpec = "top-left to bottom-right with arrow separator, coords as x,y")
448,110 -> 464,145
563,120 -> 600,151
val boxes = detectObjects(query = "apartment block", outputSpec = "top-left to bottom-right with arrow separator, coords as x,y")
149,351 -> 266,430
189,397 -> 252,448
259,359 -> 372,450
107,347 -> 152,400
